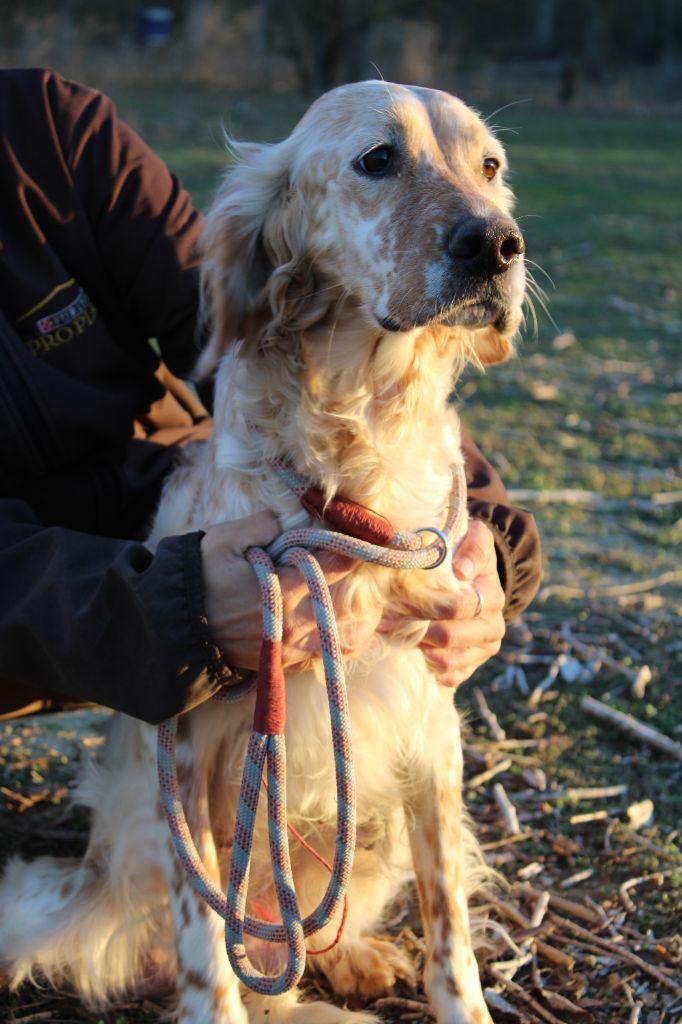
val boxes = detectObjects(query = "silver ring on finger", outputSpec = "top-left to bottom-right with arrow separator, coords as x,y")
472,587 -> 485,618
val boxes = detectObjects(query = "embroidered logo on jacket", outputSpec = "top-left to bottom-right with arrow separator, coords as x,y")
35,288 -> 91,335
19,279 -> 99,356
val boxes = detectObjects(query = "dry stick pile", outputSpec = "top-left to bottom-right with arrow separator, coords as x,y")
348,586 -> 681,1024
1,586 -> 681,1023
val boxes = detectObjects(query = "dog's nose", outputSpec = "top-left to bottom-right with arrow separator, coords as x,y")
448,216 -> 525,278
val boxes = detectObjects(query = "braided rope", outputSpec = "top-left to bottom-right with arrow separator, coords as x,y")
157,461 -> 467,995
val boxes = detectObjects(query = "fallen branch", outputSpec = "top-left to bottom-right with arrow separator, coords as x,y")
515,883 -> 602,925
488,968 -> 566,1024
539,567 -> 682,602
484,989 -> 529,1021
579,696 -> 682,762
588,568 -> 682,598
550,914 -> 682,996
541,989 -> 588,1016
559,868 -> 594,889
473,687 -> 506,741
561,624 -> 650,690
507,488 -> 603,505
466,758 -> 513,789
493,783 -> 521,836
372,996 -> 435,1019
619,870 -> 671,913
565,784 -> 629,800
568,810 -> 610,825
481,831 -> 538,852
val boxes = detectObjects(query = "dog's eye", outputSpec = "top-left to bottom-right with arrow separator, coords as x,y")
482,157 -> 500,180
358,146 -> 394,176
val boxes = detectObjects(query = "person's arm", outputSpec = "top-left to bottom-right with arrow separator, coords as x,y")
46,71 -> 206,377
0,500 -> 226,724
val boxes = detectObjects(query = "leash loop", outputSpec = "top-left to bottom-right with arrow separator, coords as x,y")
158,461 -> 467,995
414,526 -> 450,569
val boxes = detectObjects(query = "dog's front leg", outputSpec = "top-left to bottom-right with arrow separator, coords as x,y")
405,703 -> 493,1024
154,724 -> 247,1024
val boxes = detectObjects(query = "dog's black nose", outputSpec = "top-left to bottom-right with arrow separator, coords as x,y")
448,216 -> 524,278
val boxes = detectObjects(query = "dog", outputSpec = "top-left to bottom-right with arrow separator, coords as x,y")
0,81 -> 525,1024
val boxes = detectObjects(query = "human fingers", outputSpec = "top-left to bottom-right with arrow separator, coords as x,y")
452,518 -> 497,581
405,563 -> 505,633
201,524 -> 276,671
422,641 -> 502,689
202,510 -> 281,561
420,600 -> 506,654
278,554 -> 358,667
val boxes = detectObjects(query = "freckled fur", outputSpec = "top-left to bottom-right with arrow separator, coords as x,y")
0,81 -> 525,1024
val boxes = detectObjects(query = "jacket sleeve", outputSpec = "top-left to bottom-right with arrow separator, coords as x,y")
460,427 -> 542,622
46,72 -> 206,378
0,500 -> 231,724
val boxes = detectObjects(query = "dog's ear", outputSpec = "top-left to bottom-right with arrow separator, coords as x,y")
194,138 -> 329,380
193,140 -> 289,379
469,326 -> 514,366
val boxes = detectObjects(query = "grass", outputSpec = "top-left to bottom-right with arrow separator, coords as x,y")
1,88 -> 681,1021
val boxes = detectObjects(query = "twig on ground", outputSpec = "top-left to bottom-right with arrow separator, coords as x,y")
579,696 -> 682,762
561,624 -> 651,689
466,758 -> 513,789
619,871 -> 670,913
481,831 -> 538,852
488,968 -> 566,1024
484,988 -> 529,1021
541,989 -> 589,1016
473,687 -> 506,741
559,868 -> 595,889
628,1004 -> 643,1024
371,997 -> 435,1019
493,783 -> 521,836
515,884 -> 602,925
549,914 -> 682,996
565,784 -> 629,800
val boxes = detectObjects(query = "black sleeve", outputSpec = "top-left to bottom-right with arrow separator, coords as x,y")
47,72 -> 207,377
460,426 -> 542,621
0,500 -> 231,724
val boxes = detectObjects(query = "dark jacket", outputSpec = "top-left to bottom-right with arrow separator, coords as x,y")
0,69 -> 541,724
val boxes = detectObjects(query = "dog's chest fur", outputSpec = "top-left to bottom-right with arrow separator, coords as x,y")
147,333 -> 469,914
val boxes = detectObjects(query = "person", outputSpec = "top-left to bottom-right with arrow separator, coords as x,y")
0,68 -> 541,726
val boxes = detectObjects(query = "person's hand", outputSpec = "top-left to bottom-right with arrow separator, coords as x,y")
201,512 -> 356,671
419,519 -> 506,687
380,519 -> 506,689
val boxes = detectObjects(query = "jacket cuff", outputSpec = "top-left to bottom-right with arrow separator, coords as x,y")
467,499 -> 542,622
129,531 -> 228,721
182,531 -> 256,704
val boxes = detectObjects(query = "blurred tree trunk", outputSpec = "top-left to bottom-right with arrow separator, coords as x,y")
186,0 -> 214,50
582,0 -> 617,80
273,0 -> 373,94
532,0 -> 556,55
254,0 -> 271,58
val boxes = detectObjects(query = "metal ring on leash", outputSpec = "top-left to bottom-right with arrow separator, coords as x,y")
415,526 -> 450,569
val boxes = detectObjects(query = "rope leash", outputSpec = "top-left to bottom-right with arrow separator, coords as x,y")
157,460 -> 468,995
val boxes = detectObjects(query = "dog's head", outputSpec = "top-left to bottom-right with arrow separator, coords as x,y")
197,81 -> 525,377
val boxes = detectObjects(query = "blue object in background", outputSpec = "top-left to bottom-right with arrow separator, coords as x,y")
137,7 -> 174,47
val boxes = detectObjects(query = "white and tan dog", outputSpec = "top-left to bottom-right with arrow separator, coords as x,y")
0,81 -> 525,1024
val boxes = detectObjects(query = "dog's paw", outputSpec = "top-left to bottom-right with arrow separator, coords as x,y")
321,937 -> 416,998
